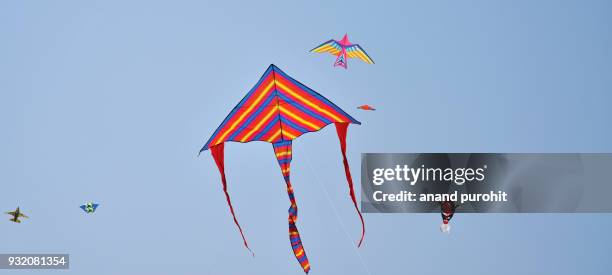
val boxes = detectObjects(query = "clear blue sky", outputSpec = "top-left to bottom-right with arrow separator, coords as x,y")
1,0 -> 611,274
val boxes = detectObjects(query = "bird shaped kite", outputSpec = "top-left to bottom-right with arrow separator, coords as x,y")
80,202 -> 99,214
200,64 -> 364,273
357,104 -> 376,111
310,34 -> 374,69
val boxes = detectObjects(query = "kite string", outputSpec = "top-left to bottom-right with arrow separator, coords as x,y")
302,150 -> 372,275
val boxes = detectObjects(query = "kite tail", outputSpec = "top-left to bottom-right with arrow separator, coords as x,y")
210,143 -> 254,256
273,141 -> 311,274
334,122 -> 365,247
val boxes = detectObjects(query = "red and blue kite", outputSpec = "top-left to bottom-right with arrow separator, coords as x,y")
200,64 -> 365,273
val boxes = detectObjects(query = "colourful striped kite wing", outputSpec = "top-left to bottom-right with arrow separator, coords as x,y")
345,44 -> 375,64
200,65 -> 360,152
309,39 -> 342,56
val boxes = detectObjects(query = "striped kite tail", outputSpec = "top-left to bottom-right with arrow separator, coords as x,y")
273,141 -> 311,273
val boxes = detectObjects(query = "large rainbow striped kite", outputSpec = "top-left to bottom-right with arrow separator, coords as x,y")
200,64 -> 364,273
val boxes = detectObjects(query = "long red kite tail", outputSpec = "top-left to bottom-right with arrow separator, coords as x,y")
273,141 -> 311,273
210,143 -> 254,256
334,122 -> 365,247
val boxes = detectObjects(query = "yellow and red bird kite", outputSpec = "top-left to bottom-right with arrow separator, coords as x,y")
310,34 -> 375,69
200,64 -> 365,273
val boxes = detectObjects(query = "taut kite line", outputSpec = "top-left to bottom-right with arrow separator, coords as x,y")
200,64 -> 364,273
